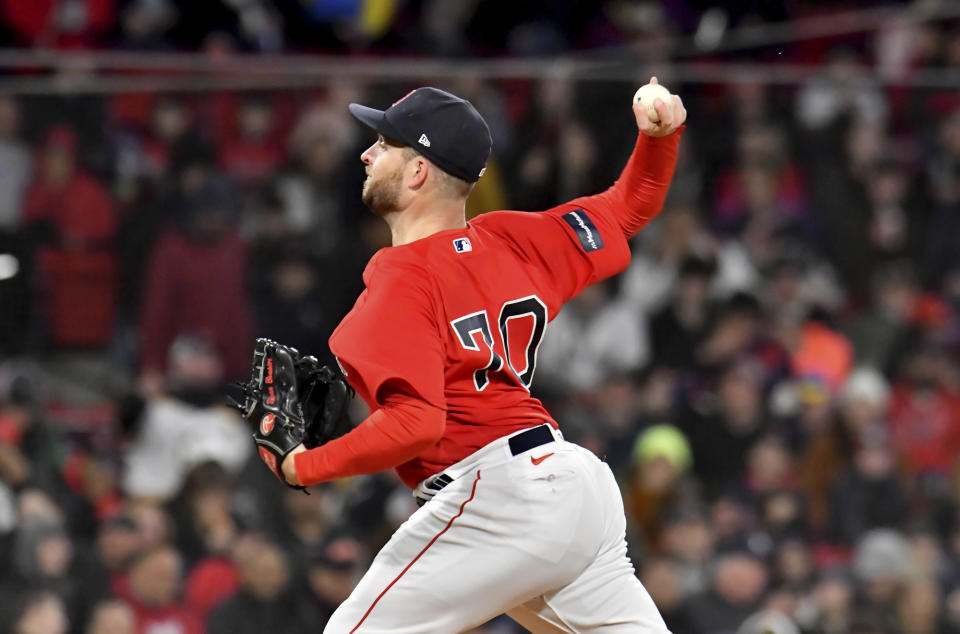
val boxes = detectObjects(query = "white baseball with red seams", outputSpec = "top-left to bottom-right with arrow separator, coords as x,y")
323,426 -> 669,633
634,83 -> 672,123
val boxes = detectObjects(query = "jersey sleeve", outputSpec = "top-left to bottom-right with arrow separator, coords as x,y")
478,129 -> 682,310
478,202 -> 632,310
587,130 -> 683,240
541,200 -> 634,299
330,253 -> 446,411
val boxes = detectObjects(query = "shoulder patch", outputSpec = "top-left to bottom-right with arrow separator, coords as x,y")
562,209 -> 605,252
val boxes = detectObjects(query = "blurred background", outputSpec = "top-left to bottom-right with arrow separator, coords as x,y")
0,0 -> 959,633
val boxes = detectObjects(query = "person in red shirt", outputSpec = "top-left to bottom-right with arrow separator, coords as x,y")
271,83 -> 685,631
218,94 -> 285,187
23,126 -> 118,347
120,545 -> 204,634
139,182 -> 253,385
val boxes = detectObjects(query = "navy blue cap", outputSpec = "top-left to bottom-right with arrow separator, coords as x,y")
348,87 -> 492,183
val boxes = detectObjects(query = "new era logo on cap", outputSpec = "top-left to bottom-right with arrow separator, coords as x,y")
418,134 -> 431,147
453,237 -> 472,253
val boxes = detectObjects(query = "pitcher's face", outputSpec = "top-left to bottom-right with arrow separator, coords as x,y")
360,135 -> 407,216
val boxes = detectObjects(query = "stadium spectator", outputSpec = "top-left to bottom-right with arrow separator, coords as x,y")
796,367 -> 892,532
120,545 -> 203,634
712,125 -> 810,262
695,292 -> 789,384
85,599 -> 136,634
138,96 -> 194,182
0,368 -> 66,494
896,576 -> 942,634
139,181 -> 253,386
640,557 -> 696,634
278,485 -> 341,573
790,316 -> 854,394
23,126 -> 118,348
243,186 -> 349,355
843,262 -> 920,372
10,590 -> 69,634
116,135 -> 214,327
686,551 -> 770,634
683,360 -> 769,500
538,281 -> 648,392
648,254 -> 717,370
798,570 -> 854,633
207,537 -> 312,634
219,94 -> 285,188
850,529 -> 911,630
72,514 -> 143,624
276,101 -> 359,254
828,426 -> 908,545
124,335 -> 250,500
888,342 -> 960,479
303,537 -> 365,626
626,423 -> 697,551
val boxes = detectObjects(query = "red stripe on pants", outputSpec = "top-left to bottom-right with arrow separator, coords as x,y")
350,470 -> 482,633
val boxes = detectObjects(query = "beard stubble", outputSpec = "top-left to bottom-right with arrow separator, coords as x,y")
362,166 -> 403,216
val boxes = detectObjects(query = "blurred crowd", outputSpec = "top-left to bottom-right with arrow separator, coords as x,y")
1,1 -> 960,634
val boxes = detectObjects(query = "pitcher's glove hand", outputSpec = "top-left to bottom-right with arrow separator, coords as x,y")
230,339 -> 353,488
231,338 -> 308,488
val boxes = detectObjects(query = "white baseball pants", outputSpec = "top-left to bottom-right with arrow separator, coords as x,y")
323,426 -> 670,633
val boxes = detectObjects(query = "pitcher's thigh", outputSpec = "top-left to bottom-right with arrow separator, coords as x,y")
324,467 -> 588,633
507,449 -> 670,632
507,557 -> 669,633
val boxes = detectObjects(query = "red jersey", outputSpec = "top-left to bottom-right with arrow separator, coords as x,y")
295,129 -> 683,488
330,200 -> 631,486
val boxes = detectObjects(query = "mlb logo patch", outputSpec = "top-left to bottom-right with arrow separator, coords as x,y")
453,237 -> 472,253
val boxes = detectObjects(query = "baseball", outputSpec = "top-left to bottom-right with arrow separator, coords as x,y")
634,83 -> 672,123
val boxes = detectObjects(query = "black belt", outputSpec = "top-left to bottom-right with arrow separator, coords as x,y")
416,424 -> 556,506
508,424 -> 556,456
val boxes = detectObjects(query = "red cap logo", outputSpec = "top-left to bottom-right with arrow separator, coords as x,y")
258,447 -> 278,475
260,413 -> 275,435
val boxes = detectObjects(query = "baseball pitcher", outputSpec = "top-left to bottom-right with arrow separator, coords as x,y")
235,79 -> 685,632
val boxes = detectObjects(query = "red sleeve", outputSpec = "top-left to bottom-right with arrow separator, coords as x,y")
294,392 -> 444,486
574,128 -> 683,240
300,254 -> 447,484
474,204 -> 630,311
475,130 -> 682,311
330,254 -> 446,409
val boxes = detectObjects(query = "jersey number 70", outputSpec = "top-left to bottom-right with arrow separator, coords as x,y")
450,295 -> 548,392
